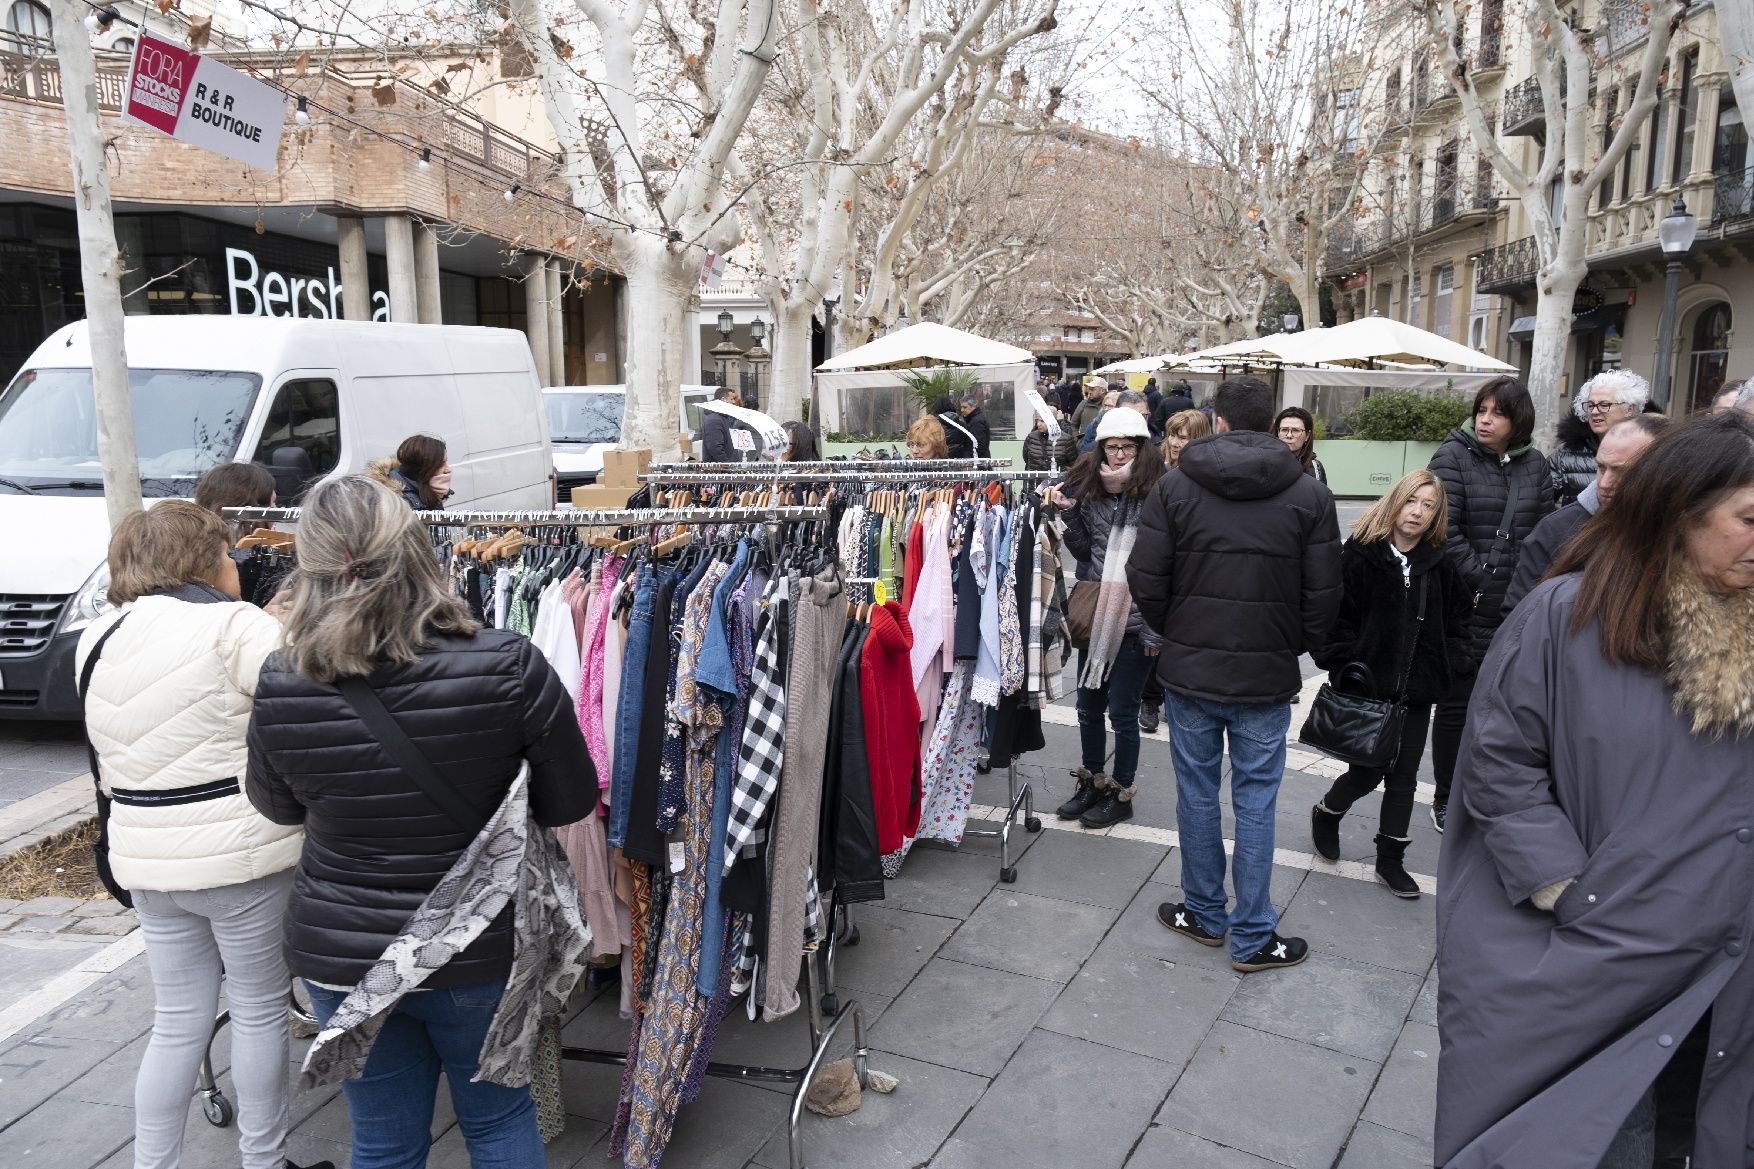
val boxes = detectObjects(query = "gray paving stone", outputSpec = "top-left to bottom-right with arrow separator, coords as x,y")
36,966 -> 157,1043
647,1075 -> 790,1169
0,912 -> 19,930
13,914 -> 77,933
0,897 -> 18,911
59,1032 -> 149,1106
0,1033 -> 123,1125
752,1050 -> 988,1169
935,1029 -> 1174,1169
70,899 -> 128,917
709,993 -> 893,1091
875,958 -> 1059,1077
1097,881 -> 1248,976
14,895 -> 83,915
1005,828 -> 1165,910
1360,1021 -> 1439,1148
832,905 -> 958,998
884,846 -> 998,920
1220,953 -> 1422,1063
1275,871 -> 1437,976
935,812 -> 1044,860
1410,972 -> 1438,1028
66,916 -> 139,937
940,888 -> 1116,983
1339,1120 -> 1434,1169
1149,850 -> 1309,914
1156,1021 -> 1379,1169
0,1094 -> 134,1166
1128,1126 -> 1294,1168
1039,941 -> 1237,1066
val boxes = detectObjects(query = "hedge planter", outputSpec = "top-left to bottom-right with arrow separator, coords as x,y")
1320,439 -> 1441,499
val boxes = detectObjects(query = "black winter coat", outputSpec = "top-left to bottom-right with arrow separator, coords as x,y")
1150,392 -> 1196,434
246,631 -> 596,989
1427,423 -> 1554,663
1021,428 -> 1054,471
1313,538 -> 1474,704
1127,432 -> 1342,704
1501,487 -> 1596,616
701,409 -> 749,463
961,407 -> 993,459
1060,482 -> 1161,649
936,412 -> 976,460
1546,413 -> 1598,509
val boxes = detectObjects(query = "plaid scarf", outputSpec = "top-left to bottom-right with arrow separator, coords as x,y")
1080,496 -> 1139,690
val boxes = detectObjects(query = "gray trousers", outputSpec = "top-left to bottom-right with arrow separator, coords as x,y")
131,869 -> 295,1169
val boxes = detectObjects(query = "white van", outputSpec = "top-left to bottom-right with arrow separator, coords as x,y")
543,385 -> 624,494
0,316 -> 552,720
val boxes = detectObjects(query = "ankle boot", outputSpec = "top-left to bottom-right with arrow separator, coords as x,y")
1080,776 -> 1135,829
1310,802 -> 1344,861
1056,768 -> 1104,821
1374,833 -> 1420,898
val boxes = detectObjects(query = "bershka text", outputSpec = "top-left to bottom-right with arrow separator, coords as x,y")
225,247 -> 389,320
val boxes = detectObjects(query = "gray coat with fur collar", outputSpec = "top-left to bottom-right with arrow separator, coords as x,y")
1436,572 -> 1754,1169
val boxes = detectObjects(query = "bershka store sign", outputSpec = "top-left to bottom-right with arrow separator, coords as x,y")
123,31 -> 285,172
224,247 -> 390,320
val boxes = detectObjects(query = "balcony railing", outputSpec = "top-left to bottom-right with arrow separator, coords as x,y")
1474,234 -> 1539,292
1715,171 -> 1754,226
1503,77 -> 1543,136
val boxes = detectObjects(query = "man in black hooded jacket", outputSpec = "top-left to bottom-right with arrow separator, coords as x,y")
1127,375 -> 1341,974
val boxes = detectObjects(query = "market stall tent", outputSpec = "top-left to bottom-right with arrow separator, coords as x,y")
813,322 -> 1037,440
815,322 -> 1034,371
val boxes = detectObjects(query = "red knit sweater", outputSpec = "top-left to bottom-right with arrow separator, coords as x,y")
860,602 -> 922,856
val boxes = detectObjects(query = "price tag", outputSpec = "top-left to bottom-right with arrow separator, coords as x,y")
668,841 -> 687,874
730,429 -> 756,452
873,579 -> 888,605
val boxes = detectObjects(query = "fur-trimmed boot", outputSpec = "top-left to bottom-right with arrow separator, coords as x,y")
1310,801 -> 1344,861
1080,775 -> 1135,829
1374,833 -> 1420,899
1056,768 -> 1105,821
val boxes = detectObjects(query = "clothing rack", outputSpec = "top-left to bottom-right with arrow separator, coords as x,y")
226,500 -> 868,1169
641,468 -> 1058,486
223,505 -> 830,527
667,457 -> 1014,473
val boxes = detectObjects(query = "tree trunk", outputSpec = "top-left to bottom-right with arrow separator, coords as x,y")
1527,257 -> 1584,453
613,234 -> 693,459
49,0 -> 140,528
1718,0 -> 1754,138
766,299 -> 816,425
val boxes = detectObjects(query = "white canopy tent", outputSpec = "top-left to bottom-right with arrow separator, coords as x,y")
816,321 -> 1034,371
1177,318 -> 1513,372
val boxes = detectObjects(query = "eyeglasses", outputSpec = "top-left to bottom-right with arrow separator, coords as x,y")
1277,427 -> 1307,437
1101,441 -> 1141,453
1582,400 -> 1620,414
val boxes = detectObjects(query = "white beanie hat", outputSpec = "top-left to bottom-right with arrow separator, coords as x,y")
1095,408 -> 1150,443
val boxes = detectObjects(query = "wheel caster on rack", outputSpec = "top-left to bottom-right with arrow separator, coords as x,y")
1025,816 -> 1043,833
844,923 -> 860,947
820,993 -> 840,1018
201,1091 -> 234,1128
1000,866 -> 1018,884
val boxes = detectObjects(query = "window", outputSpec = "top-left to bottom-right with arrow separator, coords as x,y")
1644,76 -> 1669,193
1469,314 -> 1488,352
1687,303 -> 1732,412
1432,266 -> 1455,339
1385,67 -> 1402,112
1478,0 -> 1504,66
110,36 -> 133,53
1407,272 -> 1424,328
4,0 -> 49,41
1672,49 -> 1698,183
250,378 -> 340,504
1599,88 -> 1618,209
1333,89 -> 1360,153
1716,83 -> 1748,175
1620,86 -> 1640,202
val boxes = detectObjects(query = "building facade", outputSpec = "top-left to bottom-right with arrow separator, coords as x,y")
1322,0 -> 1750,413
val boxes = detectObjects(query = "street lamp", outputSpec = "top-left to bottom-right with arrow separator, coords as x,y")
1651,196 -> 1698,411
1283,312 -> 1301,333
745,315 -> 770,409
710,310 -> 744,392
815,275 -> 842,440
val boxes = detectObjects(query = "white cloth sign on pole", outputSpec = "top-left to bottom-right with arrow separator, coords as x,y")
123,31 -> 285,172
700,399 -> 788,458
1024,388 -> 1061,441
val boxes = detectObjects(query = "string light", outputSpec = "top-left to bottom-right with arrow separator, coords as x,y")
83,5 -> 120,34
418,146 -> 432,170
294,96 -> 310,126
504,182 -> 521,203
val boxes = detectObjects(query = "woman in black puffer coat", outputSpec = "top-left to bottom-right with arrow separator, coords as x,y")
1424,376 -> 1552,831
1309,470 -> 1472,897
1547,370 -> 1650,507
246,475 -> 593,1169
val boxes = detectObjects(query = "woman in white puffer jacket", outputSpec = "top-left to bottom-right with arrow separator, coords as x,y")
77,500 -> 325,1169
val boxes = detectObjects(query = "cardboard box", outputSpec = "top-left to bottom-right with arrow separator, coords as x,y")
600,447 -> 653,488
570,484 -> 636,509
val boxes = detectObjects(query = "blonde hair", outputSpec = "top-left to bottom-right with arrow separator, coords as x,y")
1352,468 -> 1449,548
279,476 -> 477,682
1160,409 -> 1210,466
106,500 -> 232,605
906,415 -> 948,459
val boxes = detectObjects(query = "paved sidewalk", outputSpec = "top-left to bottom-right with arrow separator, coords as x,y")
0,693 -> 1441,1169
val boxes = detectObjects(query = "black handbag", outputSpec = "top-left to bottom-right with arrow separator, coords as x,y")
1299,575 -> 1427,770
76,615 -> 134,908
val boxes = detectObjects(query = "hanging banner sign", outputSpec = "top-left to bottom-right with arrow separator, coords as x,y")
1024,388 -> 1061,441
699,398 -> 789,458
123,31 -> 285,172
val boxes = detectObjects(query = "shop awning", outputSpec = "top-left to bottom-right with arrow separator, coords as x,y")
815,322 -> 1034,371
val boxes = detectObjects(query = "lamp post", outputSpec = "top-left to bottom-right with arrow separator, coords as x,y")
1651,196 -> 1698,412
710,308 -> 744,392
744,315 -> 770,410
1283,312 -> 1301,333
814,275 -> 841,441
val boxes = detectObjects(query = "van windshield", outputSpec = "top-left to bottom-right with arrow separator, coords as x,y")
546,393 -> 624,445
0,367 -> 261,496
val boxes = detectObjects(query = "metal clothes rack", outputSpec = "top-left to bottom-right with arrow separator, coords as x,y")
667,457 -> 1014,473
643,468 -> 1058,486
222,499 -> 868,1169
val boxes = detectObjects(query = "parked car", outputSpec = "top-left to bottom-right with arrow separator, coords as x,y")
544,385 -> 625,494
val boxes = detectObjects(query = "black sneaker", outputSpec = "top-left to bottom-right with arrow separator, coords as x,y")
1430,802 -> 1448,833
1232,933 -> 1309,973
1080,784 -> 1135,829
1138,702 -> 1161,734
1310,802 -> 1343,862
1056,769 -> 1104,821
290,1160 -> 338,1169
1156,901 -> 1224,947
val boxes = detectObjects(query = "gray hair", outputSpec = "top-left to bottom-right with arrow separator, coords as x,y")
1573,370 -> 1650,420
1116,390 -> 1149,408
1731,380 -> 1754,414
279,476 -> 477,683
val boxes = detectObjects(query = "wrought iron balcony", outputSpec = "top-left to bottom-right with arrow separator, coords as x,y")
1715,171 -> 1754,227
1502,77 -> 1543,137
1473,234 -> 1539,293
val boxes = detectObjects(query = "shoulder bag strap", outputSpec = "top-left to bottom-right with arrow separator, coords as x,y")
77,615 -> 131,784
1481,473 -> 1522,579
335,676 -> 480,832
1393,576 -> 1429,700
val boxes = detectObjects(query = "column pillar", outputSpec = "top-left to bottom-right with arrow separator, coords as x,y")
383,215 -> 419,324
524,253 -> 551,384
546,261 -> 566,384
335,215 -> 371,322
414,222 -> 443,324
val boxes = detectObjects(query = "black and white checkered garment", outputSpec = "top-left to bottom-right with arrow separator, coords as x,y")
724,586 -> 789,878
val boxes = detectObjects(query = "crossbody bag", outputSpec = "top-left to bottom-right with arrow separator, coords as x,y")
1299,574 -> 1428,770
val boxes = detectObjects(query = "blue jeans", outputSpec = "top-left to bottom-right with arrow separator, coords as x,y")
304,980 -> 542,1169
608,566 -> 657,850
1165,694 -> 1291,960
1076,633 -> 1151,786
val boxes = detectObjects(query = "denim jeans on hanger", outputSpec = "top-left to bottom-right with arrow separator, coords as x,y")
608,566 -> 657,851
